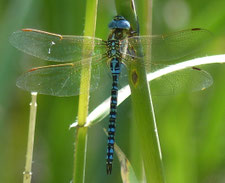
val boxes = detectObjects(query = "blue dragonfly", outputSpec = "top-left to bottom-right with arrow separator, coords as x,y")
10,15 -> 212,174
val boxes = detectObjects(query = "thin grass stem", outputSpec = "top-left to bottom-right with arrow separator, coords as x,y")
72,0 -> 98,182
23,92 -> 38,183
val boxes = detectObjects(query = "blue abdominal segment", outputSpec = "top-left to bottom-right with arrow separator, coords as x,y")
106,15 -> 130,175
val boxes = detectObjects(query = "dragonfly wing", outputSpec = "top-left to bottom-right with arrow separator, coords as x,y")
122,28 -> 212,66
16,56 -> 108,97
10,29 -> 106,62
150,67 -> 213,96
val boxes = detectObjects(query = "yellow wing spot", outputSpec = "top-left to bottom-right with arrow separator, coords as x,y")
22,28 -> 63,40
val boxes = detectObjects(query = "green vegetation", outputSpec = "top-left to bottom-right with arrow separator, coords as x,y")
0,0 -> 225,183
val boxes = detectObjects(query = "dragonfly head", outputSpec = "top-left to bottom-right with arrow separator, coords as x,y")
108,16 -> 130,30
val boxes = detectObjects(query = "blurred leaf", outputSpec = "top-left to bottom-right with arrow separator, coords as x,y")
114,143 -> 139,183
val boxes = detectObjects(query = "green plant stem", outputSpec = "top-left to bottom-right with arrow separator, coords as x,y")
116,0 -> 165,182
133,0 -> 165,182
129,58 -> 165,183
23,92 -> 37,183
73,0 -> 98,182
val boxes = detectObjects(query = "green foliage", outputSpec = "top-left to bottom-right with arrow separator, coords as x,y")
1,0 -> 225,183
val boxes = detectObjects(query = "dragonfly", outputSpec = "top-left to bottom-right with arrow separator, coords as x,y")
10,15 -> 213,174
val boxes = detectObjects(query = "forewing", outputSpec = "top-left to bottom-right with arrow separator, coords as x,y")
10,29 -> 105,62
123,28 -> 212,65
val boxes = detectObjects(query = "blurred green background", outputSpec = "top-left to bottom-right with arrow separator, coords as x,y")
1,0 -> 225,183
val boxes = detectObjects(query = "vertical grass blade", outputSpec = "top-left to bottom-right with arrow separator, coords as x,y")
115,0 -> 165,182
132,0 -> 165,182
77,0 -> 98,126
23,92 -> 38,183
73,0 -> 98,182
73,127 -> 88,183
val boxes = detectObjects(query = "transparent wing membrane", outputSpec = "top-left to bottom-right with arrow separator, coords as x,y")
10,29 -> 106,62
117,63 -> 213,95
150,67 -> 213,96
11,28 -> 213,96
16,56 -> 108,96
122,28 -> 212,65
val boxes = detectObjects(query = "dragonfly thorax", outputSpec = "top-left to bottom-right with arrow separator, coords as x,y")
106,40 -> 121,59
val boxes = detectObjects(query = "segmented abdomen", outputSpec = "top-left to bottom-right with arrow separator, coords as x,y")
106,58 -> 121,174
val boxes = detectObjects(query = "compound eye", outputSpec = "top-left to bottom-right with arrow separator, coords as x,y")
108,20 -> 117,29
116,20 -> 130,30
